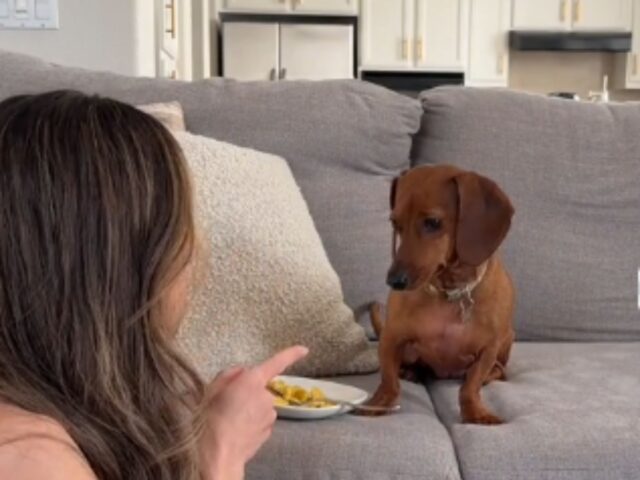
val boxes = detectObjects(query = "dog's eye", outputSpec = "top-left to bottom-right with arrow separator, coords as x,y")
422,217 -> 442,233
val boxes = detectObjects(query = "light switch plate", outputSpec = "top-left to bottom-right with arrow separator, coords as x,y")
0,0 -> 59,29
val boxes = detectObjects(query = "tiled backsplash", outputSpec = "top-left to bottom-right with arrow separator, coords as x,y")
508,51 -> 640,102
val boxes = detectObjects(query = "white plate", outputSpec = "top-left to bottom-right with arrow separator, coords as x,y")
272,375 -> 369,420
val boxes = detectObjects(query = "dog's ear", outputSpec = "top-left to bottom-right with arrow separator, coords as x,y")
390,170 -> 407,210
454,172 -> 514,266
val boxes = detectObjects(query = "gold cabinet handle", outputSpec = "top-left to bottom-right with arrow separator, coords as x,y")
415,38 -> 423,61
165,0 -> 176,39
401,38 -> 409,60
497,52 -> 507,75
559,0 -> 567,22
572,0 -> 581,24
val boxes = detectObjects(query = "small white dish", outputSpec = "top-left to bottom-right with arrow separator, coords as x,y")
272,375 -> 369,420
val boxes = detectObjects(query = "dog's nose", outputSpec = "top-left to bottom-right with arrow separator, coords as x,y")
387,270 -> 409,290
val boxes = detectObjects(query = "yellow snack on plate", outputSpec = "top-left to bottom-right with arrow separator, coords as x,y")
268,379 -> 335,409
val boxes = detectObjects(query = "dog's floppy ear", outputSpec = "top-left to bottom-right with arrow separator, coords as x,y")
454,172 -> 514,266
390,170 -> 407,210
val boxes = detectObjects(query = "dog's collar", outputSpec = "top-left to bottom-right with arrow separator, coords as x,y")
424,262 -> 488,320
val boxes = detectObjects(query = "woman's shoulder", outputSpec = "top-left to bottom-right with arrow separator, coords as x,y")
0,402 -> 97,479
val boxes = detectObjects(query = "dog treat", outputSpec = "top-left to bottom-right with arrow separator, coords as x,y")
268,379 -> 335,408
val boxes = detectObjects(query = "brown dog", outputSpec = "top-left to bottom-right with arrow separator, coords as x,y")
365,165 -> 515,425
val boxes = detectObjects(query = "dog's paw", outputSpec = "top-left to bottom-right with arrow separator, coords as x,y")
354,390 -> 399,417
462,408 -> 503,426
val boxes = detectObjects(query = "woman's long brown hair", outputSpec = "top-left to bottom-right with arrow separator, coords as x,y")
0,91 -> 205,479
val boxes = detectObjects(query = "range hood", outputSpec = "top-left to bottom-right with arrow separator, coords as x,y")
509,31 -> 631,52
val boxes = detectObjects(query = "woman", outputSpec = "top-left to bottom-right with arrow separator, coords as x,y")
0,90 -> 307,479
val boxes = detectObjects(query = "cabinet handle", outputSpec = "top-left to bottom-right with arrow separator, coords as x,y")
279,68 -> 287,80
415,38 -> 423,62
170,70 -> 177,80
165,0 -> 176,39
559,0 -> 567,22
269,67 -> 276,81
633,54 -> 639,76
497,52 -> 507,75
572,0 -> 581,24
401,38 -> 409,60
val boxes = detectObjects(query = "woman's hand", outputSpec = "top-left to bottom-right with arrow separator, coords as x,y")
200,346 -> 308,480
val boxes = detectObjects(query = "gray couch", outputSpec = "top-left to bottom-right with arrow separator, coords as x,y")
1,50 -> 639,480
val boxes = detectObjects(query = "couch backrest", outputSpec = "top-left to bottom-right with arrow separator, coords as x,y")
412,86 -> 640,341
0,50 -> 422,323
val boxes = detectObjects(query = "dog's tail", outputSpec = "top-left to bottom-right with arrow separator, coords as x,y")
369,302 -> 385,339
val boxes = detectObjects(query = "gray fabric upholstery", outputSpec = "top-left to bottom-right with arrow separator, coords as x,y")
427,342 -> 640,480
412,87 -> 640,341
0,49 -> 423,321
247,373 -> 461,480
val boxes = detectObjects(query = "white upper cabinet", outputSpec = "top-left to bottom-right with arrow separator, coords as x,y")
222,0 -> 357,14
466,0 -> 511,86
571,0 -> 632,31
361,0 -> 465,71
361,0 -> 413,69
280,24 -> 354,79
222,0 -> 288,12
512,0 -> 632,31
512,0 -> 571,30
415,0 -> 465,70
291,0 -> 357,14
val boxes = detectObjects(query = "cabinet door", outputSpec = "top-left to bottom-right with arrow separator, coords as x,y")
622,0 -> 640,86
415,0 -> 464,70
466,0 -> 511,86
512,0 -> 571,30
291,0 -> 357,14
361,0 -> 413,69
223,22 -> 279,81
223,0 -> 288,12
280,24 -> 354,79
571,0 -> 632,31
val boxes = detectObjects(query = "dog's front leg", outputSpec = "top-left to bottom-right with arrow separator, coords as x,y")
460,344 -> 503,425
361,327 -> 404,416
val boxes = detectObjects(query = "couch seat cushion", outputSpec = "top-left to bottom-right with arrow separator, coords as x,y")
427,342 -> 640,480
248,373 -> 461,480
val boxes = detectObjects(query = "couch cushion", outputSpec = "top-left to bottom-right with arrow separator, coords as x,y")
248,373 -> 461,480
426,342 -> 640,480
0,50 -> 423,322
412,86 -> 640,341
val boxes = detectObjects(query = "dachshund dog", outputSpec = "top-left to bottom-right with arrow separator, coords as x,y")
365,165 -> 515,425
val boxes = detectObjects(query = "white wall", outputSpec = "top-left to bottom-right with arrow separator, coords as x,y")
0,0 -> 155,76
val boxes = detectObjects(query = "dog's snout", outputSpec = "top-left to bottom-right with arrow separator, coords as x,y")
387,269 -> 410,291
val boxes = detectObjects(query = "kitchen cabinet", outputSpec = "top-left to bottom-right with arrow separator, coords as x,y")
415,0 -> 466,70
222,19 -> 355,80
360,0 -> 466,71
512,0 -> 632,31
614,0 -> 640,88
222,0 -> 288,12
156,0 -> 193,80
280,24 -> 354,79
222,0 -> 357,14
466,0 -> 511,86
360,0 -> 413,69
223,22 -> 279,81
571,0 -> 632,31
291,0 -> 357,14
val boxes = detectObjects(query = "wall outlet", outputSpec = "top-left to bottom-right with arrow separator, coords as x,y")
0,0 -> 59,29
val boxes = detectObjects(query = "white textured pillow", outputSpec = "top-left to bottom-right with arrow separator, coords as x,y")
175,132 -> 378,378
